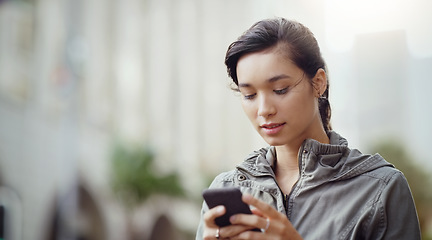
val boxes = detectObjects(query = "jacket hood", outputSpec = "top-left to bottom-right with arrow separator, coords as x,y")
238,131 -> 394,184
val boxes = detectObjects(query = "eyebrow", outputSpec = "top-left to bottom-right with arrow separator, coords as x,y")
238,74 -> 291,88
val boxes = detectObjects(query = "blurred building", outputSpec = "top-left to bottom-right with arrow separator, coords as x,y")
331,30 -> 432,168
0,0 -> 431,239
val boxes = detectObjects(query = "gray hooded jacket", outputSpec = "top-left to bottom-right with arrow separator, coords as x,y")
196,131 -> 421,240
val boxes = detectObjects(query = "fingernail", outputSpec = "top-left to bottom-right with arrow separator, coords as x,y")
230,215 -> 236,222
216,206 -> 225,213
243,194 -> 252,201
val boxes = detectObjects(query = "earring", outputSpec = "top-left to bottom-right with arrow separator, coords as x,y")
319,92 -> 327,100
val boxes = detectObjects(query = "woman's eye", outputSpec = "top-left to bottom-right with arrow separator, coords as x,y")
243,93 -> 256,100
274,87 -> 288,95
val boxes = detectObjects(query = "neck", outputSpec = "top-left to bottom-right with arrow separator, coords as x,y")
274,128 -> 329,172
273,130 -> 329,194
273,145 -> 301,194
274,145 -> 300,171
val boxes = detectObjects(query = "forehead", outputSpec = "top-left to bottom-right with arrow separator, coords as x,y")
236,48 -> 302,85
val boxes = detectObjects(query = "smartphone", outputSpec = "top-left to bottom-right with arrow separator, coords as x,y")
202,187 -> 254,227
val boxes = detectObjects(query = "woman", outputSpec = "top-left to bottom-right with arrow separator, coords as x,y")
196,18 -> 420,240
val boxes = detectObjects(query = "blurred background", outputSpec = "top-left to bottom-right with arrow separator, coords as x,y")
0,0 -> 431,239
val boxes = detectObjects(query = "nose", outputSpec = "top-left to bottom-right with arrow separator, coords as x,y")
257,95 -> 276,118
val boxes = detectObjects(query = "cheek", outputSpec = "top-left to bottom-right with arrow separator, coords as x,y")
300,97 -> 320,121
283,95 -> 317,120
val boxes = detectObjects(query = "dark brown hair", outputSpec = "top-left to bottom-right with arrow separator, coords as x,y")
225,18 -> 332,131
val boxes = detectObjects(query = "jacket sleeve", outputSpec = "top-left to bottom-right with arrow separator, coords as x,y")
195,201 -> 209,240
368,170 -> 421,239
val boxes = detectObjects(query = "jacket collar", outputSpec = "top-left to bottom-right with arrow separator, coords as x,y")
237,131 -> 393,181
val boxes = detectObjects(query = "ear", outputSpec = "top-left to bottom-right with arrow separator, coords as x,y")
312,68 -> 327,97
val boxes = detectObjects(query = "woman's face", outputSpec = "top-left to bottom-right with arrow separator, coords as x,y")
236,48 -> 324,148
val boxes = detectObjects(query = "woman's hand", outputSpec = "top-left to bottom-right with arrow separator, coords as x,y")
228,194 -> 303,240
202,205 -> 257,240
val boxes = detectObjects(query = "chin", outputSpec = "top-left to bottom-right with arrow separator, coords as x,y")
262,137 -> 287,147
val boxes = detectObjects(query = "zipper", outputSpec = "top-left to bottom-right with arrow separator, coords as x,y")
236,145 -> 306,217
284,144 -> 306,217
284,179 -> 300,218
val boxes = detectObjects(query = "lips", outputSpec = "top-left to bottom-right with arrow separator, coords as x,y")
261,123 -> 285,129
260,122 -> 285,135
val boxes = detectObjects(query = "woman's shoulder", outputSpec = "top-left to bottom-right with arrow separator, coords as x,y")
357,153 -> 402,179
365,158 -> 410,186
348,152 -> 413,195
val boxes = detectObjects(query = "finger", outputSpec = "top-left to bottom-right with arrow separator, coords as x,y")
218,224 -> 254,239
203,227 -> 220,240
203,205 -> 225,227
230,229 -> 264,240
250,208 -> 264,217
242,194 -> 280,219
230,213 -> 269,231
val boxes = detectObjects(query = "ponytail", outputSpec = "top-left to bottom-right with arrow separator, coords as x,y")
318,87 -> 331,132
